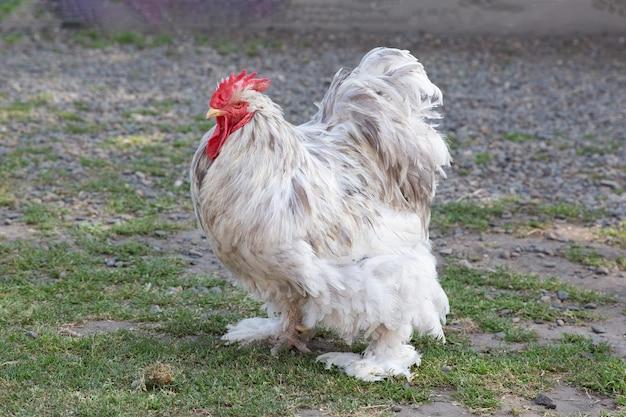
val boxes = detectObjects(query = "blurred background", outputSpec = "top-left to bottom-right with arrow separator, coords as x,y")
0,1 -> 625,416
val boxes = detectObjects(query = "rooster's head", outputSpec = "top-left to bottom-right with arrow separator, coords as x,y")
204,70 -> 271,159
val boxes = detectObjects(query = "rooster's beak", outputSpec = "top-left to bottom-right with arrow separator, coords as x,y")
206,108 -> 225,119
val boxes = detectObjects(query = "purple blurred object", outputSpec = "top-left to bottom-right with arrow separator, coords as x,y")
49,0 -> 288,29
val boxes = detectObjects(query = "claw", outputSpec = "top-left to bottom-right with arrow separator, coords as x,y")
271,334 -> 311,356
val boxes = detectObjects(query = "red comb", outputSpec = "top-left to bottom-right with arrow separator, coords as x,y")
210,70 -> 271,108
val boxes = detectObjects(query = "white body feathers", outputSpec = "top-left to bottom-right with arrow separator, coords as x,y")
190,47 -> 451,381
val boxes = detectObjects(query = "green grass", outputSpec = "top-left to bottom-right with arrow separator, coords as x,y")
1,231 -> 622,416
0,0 -> 22,22
65,121 -> 99,135
72,30 -> 173,49
432,200 -> 509,231
22,203 -> 62,231
575,141 -> 621,157
110,216 -> 181,237
565,245 -> 625,271
1,31 -> 24,45
0,185 -> 17,208
56,110 -> 83,122
474,152 -> 492,166
0,93 -> 52,123
432,198 -> 601,232
599,222 -> 626,249
534,202 -> 599,222
503,132 -> 539,142
442,266 -> 608,334
76,166 -> 177,215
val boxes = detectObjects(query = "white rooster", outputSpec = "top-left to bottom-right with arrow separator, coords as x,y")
190,47 -> 451,381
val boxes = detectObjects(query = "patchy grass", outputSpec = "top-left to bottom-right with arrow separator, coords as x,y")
110,216 -> 182,237
534,202 -> 599,222
565,245 -> 625,272
1,229 -> 622,416
433,198 -> 601,233
210,38 -> 239,55
474,152 -> 492,166
201,37 -> 283,57
432,200 -> 510,231
575,141 -> 621,157
22,203 -> 63,231
56,110 -> 83,122
1,31 -> 24,45
105,134 -> 159,149
64,121 -> 100,135
0,185 -> 17,208
0,93 -> 53,122
442,265 -> 608,336
503,132 -> 539,142
72,30 -> 173,49
0,0 -> 22,21
599,222 -> 626,249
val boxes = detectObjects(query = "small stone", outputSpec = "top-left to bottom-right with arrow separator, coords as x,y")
556,319 -> 565,326
25,330 -> 39,339
193,286 -> 210,294
186,249 -> 203,258
540,295 -> 551,303
441,365 -> 453,373
154,230 -> 168,238
534,393 -> 556,409
59,328 -> 81,337
439,248 -> 453,256
468,252 -> 482,262
596,267 -> 610,275
583,303 -> 597,310
459,259 -> 472,269
149,304 -> 163,314
165,286 -> 182,296
591,325 -> 606,334
210,287 -> 223,295
512,317 -> 520,323
495,331 -> 505,339
174,179 -> 184,188
105,258 -> 118,267
131,377 -> 146,391
556,290 -> 569,301
391,405 -> 402,413
499,250 -> 511,259
599,179 -> 620,190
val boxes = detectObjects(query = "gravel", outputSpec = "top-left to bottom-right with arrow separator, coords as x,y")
0,31 -> 624,220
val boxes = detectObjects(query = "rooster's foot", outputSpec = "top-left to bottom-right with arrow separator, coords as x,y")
271,329 -> 311,355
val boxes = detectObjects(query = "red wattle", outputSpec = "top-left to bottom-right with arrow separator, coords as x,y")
205,112 -> 254,160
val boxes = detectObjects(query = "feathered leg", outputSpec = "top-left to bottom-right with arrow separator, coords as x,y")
222,299 -> 312,354
221,316 -> 283,345
317,325 -> 420,382
271,301 -> 311,355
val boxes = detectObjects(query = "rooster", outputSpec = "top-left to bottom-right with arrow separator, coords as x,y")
190,47 -> 451,381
